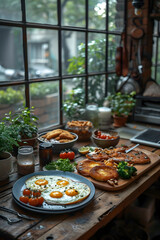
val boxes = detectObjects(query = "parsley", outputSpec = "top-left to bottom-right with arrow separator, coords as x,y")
45,158 -> 77,172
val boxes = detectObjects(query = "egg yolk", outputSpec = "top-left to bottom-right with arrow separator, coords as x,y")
35,179 -> 48,185
56,180 -> 69,187
50,191 -> 63,198
65,189 -> 78,196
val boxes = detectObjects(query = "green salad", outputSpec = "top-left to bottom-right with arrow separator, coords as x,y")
45,158 -> 77,172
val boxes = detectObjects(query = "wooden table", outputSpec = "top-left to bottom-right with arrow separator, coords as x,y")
0,138 -> 160,240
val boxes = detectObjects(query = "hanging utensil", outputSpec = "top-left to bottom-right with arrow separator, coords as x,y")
130,17 -> 145,40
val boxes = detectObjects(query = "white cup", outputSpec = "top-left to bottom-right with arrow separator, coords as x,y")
0,152 -> 13,181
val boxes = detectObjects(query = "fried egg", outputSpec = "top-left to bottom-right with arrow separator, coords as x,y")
25,175 -> 91,205
25,175 -> 53,192
41,179 -> 91,205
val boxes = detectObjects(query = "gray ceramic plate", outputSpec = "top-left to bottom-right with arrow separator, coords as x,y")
12,170 -> 95,214
38,132 -> 78,153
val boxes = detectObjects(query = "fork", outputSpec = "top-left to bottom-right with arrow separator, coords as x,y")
0,206 -> 35,220
0,214 -> 21,224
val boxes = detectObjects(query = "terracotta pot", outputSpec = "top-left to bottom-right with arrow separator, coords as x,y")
113,114 -> 128,128
18,134 -> 38,151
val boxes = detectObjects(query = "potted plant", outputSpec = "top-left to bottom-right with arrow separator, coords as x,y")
106,91 -> 136,127
3,107 -> 39,151
0,123 -> 20,180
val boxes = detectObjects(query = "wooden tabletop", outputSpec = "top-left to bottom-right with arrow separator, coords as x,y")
0,137 -> 160,240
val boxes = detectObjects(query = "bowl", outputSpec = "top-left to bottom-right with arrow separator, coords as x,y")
92,130 -> 120,148
66,120 -> 93,141
38,131 -> 78,153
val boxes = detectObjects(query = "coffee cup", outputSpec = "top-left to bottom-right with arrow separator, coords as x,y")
0,152 -> 13,181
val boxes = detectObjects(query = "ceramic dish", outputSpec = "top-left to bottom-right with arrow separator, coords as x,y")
12,170 -> 95,214
92,130 -> 120,148
38,132 -> 78,153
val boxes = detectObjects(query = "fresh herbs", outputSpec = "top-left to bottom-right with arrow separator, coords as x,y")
0,122 -> 20,155
117,161 -> 137,179
45,158 -> 77,172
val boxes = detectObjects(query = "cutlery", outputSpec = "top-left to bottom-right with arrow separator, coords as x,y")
0,214 -> 21,224
0,206 -> 35,220
125,144 -> 140,153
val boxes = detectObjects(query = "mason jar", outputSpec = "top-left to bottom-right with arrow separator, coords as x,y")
17,146 -> 35,175
85,103 -> 99,128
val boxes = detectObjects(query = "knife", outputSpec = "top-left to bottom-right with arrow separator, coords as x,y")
0,206 -> 35,220
125,144 -> 140,154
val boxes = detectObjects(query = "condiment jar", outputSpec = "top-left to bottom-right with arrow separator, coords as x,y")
39,142 -> 53,169
98,107 -> 112,130
17,146 -> 35,175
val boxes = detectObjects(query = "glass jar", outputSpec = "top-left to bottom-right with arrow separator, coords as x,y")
66,120 -> 93,141
98,107 -> 112,130
85,104 -> 98,128
17,146 -> 35,175
39,142 -> 53,169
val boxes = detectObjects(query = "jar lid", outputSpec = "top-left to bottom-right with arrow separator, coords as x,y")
39,142 -> 52,149
18,146 -> 33,154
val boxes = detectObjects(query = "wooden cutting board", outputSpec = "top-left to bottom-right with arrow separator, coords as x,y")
76,148 -> 160,191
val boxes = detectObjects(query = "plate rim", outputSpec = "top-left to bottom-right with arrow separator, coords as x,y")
12,170 -> 95,214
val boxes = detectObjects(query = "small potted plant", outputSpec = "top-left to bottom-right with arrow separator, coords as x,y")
106,91 -> 136,127
0,123 -> 20,180
3,107 -> 39,151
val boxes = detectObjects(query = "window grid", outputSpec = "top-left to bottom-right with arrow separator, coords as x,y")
0,0 -> 126,128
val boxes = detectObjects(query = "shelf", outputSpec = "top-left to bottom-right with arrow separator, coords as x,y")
150,13 -> 160,20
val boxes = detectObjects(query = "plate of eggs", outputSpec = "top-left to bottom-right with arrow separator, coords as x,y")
12,170 -> 95,214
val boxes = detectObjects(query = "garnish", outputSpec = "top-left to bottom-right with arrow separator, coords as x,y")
45,158 -> 77,172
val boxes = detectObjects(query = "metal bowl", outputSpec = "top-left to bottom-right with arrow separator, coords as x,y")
38,132 -> 78,153
92,130 -> 120,148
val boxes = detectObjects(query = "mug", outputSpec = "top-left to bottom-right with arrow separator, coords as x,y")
0,152 -> 13,181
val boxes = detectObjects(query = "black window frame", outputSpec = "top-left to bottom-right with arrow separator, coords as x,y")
0,0 -> 127,130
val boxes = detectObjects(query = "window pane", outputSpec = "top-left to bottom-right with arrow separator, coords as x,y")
61,0 -> 85,27
108,34 -> 121,71
156,67 -> 160,85
158,38 -> 160,64
108,0 -> 125,32
0,86 -> 25,121
62,31 -> 85,75
0,0 -> 21,21
30,81 -> 59,128
151,67 -> 155,80
27,29 -> 58,79
107,74 -> 118,94
88,33 -> 106,73
0,26 -> 24,82
63,77 -> 85,121
152,37 -> 157,64
26,0 -> 57,25
88,75 -> 105,106
89,0 -> 106,30
153,20 -> 158,35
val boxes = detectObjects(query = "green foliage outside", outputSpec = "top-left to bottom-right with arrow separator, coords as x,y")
30,82 -> 58,99
63,88 -> 85,120
0,87 -> 23,104
63,38 -> 118,120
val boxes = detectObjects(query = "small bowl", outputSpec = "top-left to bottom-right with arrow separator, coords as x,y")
38,132 -> 78,153
92,130 -> 120,148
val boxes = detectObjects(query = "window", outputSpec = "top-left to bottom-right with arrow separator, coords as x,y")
152,20 -> 160,85
0,0 -> 126,130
